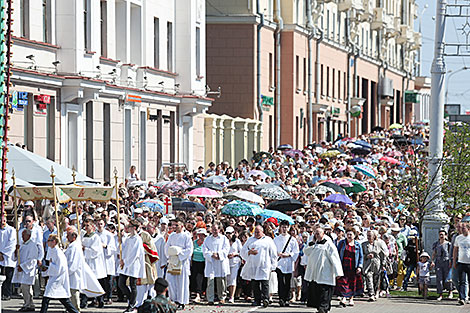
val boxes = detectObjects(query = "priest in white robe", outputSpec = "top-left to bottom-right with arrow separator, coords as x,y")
81,219 -> 107,308
165,219 -> 193,309
12,229 -> 40,311
202,222 -> 230,304
96,218 -> 117,304
304,227 -> 343,313
153,219 -> 169,278
0,214 -> 17,301
241,225 -> 278,308
118,219 -> 146,313
39,234 -> 79,313
273,220 -> 299,307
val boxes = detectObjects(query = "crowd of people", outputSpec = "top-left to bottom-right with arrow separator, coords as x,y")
0,123 -> 469,313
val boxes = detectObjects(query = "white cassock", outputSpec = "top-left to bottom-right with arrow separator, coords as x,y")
65,239 -> 105,297
153,234 -> 167,278
304,237 -> 343,286
43,246 -> 71,298
97,229 -> 117,276
202,234 -> 230,278
240,236 -> 278,281
81,233 -> 107,279
12,239 -> 40,285
0,224 -> 17,268
273,234 -> 300,274
118,234 -> 146,279
19,225 -> 44,260
165,231 -> 193,304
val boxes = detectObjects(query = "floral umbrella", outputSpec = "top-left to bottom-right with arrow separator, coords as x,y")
387,150 -> 403,158
135,199 -> 164,212
284,149 -> 304,158
353,164 -> 377,179
379,156 -> 400,164
247,170 -> 268,180
320,150 -> 341,158
327,178 -> 354,188
226,179 -> 257,189
343,179 -> 367,194
187,187 -> 221,198
221,200 -> 264,216
307,185 -> 336,195
319,182 -> 346,195
254,184 -> 291,200
223,190 -> 265,204
204,175 -> 228,186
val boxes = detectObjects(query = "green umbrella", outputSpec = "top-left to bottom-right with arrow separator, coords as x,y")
221,200 -> 264,217
344,179 -> 367,194
263,170 -> 276,178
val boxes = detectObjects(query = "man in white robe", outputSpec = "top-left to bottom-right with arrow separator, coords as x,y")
273,220 -> 299,307
39,234 -> 79,313
165,219 -> 193,309
118,219 -> 146,313
202,222 -> 230,304
12,229 -> 40,311
153,218 -> 169,278
241,225 -> 278,308
0,214 -> 17,301
96,218 -> 117,304
304,227 -> 343,313
65,226 -> 85,311
81,219 -> 107,308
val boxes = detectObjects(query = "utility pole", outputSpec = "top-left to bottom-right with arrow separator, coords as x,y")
422,0 -> 449,254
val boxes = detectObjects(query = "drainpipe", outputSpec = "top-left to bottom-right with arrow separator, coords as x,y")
256,0 -> 265,122
377,30 -> 383,127
274,0 -> 283,147
314,27 -> 324,142
346,11 -> 354,136
307,0 -> 314,144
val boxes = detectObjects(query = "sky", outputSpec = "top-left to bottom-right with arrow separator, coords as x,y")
417,0 -> 470,113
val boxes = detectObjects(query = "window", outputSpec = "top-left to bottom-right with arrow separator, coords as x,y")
20,0 -> 29,38
154,18 -> 160,68
296,55 -> 300,90
303,58 -> 307,92
344,72 -> 347,100
338,70 -> 341,99
42,0 -> 52,43
332,12 -> 336,40
100,0 -> 107,57
46,97 -> 55,160
332,68 -> 335,98
326,9 -> 330,38
269,53 -> 273,87
196,27 -> 201,77
167,22 -> 173,72
84,0 -> 91,50
326,66 -> 330,97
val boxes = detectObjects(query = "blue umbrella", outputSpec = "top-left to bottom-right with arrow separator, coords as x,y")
222,200 -> 264,216
135,199 -> 164,212
204,175 -> 228,186
354,140 -> 372,149
350,157 -> 368,164
172,198 -> 207,212
260,209 -> 294,225
323,194 -> 354,205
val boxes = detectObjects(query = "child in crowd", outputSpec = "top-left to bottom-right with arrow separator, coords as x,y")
417,252 -> 432,299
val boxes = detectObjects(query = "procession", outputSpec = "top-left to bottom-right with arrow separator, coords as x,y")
0,122 -> 468,313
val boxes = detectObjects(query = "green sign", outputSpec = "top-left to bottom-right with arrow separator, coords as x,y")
331,107 -> 340,116
261,95 -> 274,106
405,91 -> 419,104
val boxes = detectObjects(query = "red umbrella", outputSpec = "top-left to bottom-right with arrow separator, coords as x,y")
380,156 -> 400,164
387,151 -> 403,158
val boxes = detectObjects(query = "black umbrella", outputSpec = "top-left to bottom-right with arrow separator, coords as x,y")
252,151 -> 273,163
172,198 -> 207,212
319,182 -> 346,195
371,126 -> 384,132
351,147 -> 371,156
189,182 -> 224,191
266,198 -> 304,212
277,144 -> 293,150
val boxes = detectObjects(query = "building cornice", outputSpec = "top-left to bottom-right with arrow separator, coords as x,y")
12,36 -> 61,51
206,15 -> 277,30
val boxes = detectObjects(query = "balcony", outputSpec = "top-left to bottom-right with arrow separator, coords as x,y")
371,8 -> 393,30
397,25 -> 413,44
337,0 -> 363,12
358,0 -> 374,20
409,32 -> 422,50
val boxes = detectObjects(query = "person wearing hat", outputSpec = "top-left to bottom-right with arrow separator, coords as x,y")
417,252 -> 432,299
202,222 -> 230,305
118,219 -> 146,312
225,226 -> 242,304
389,223 -> 407,290
273,220 -> 299,307
144,278 -> 177,313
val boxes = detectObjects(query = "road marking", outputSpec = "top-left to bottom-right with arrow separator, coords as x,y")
246,306 -> 260,312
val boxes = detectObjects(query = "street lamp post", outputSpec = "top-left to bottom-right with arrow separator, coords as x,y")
422,0 -> 449,254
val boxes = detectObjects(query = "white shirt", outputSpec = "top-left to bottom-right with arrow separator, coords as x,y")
19,225 -> 44,261
202,234 -> 230,278
44,246 -> 71,298
12,239 -> 40,285
455,234 -> 470,264
240,236 -> 278,281
81,232 -> 107,279
228,238 -> 243,268
118,234 -> 146,279
64,239 -> 85,290
273,234 -> 299,274
0,224 -> 17,267
97,229 -> 117,276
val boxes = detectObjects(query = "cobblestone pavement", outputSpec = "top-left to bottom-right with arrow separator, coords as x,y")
2,295 -> 469,313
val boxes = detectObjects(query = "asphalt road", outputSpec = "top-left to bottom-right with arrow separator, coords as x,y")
2,296 -> 469,313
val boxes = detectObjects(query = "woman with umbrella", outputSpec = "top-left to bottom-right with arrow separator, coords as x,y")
335,227 -> 364,307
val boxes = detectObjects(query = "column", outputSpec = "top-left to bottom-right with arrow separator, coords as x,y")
256,123 -> 263,152
182,115 -> 194,173
204,116 -> 216,168
247,121 -> 258,156
223,119 -> 235,166
234,119 -> 248,166
215,118 -> 224,164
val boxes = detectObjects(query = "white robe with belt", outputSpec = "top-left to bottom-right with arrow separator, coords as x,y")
304,237 -> 343,286
240,236 -> 278,281
117,234 -> 146,279
81,232 -> 107,279
12,239 -> 40,285
97,229 -> 117,276
203,234 -> 230,278
165,231 -> 193,304
43,246 -> 71,298
154,234 -> 168,278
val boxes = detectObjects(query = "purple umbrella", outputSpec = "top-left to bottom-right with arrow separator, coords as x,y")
323,194 -> 354,205
283,149 -> 304,158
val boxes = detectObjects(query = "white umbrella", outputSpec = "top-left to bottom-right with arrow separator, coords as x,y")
6,144 -> 99,185
224,190 -> 265,204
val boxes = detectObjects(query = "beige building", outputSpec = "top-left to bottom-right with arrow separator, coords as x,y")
206,0 -> 427,151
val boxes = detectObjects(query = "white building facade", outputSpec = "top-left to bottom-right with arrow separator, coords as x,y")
9,0 -> 210,182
